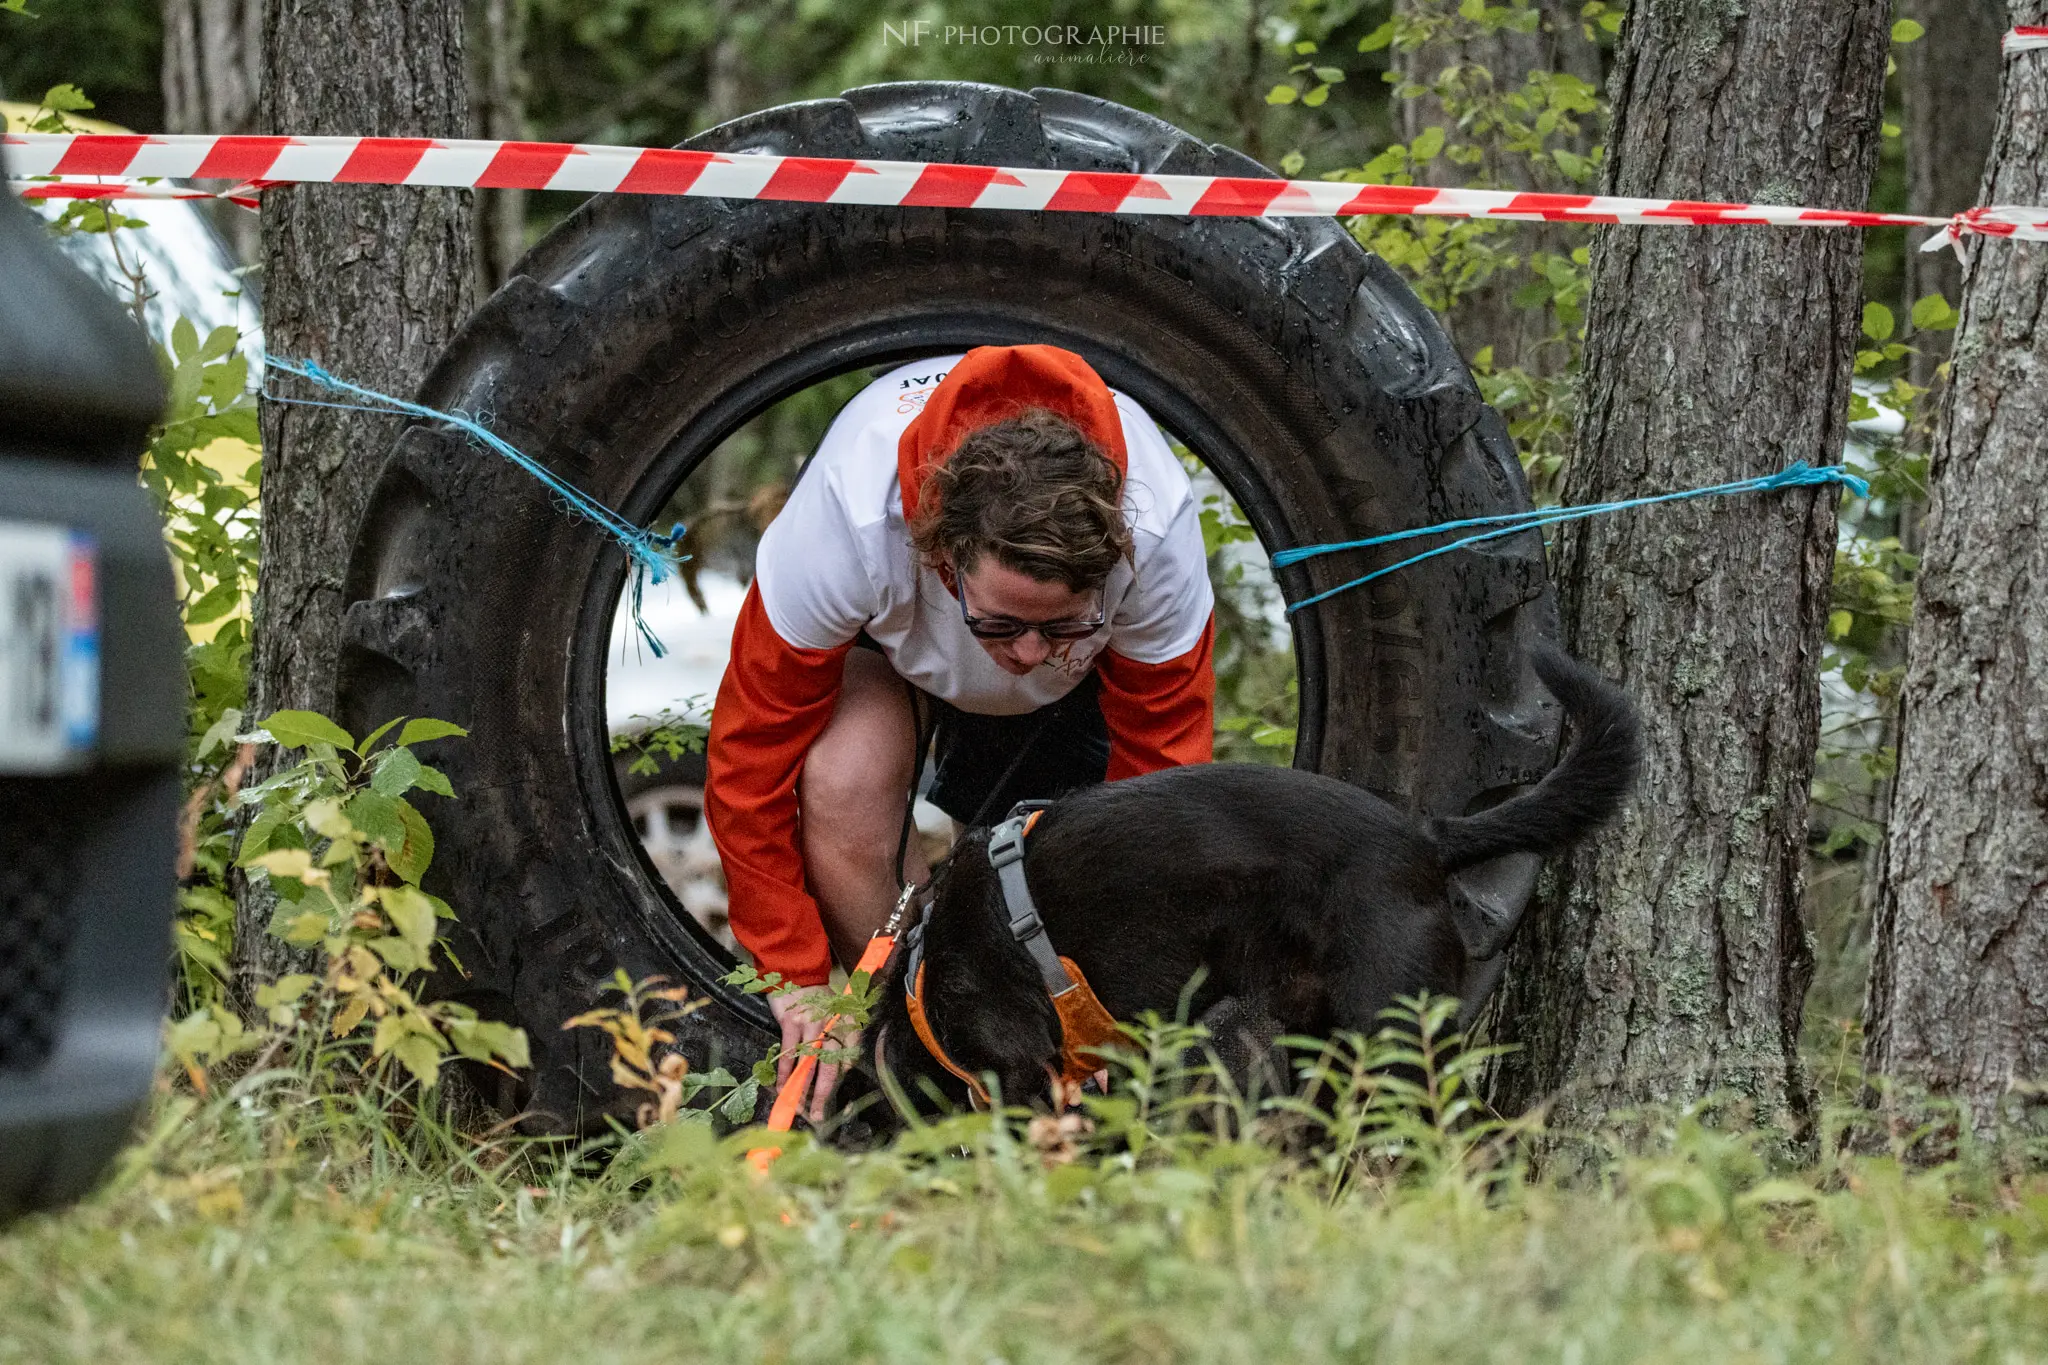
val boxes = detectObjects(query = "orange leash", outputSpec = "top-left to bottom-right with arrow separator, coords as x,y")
745,926 -> 898,1171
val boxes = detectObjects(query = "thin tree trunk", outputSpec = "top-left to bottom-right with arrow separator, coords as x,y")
1901,0 -> 2006,310
238,1 -> 473,992
162,0 -> 262,134
1865,2 -> 2048,1138
1230,0 -> 1275,166
470,0 -> 528,292
1901,0 -> 2006,393
160,0 -> 263,263
1487,0 -> 1892,1131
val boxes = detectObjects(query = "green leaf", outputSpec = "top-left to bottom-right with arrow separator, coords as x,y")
1301,85 -> 1330,107
1861,301 -> 1895,343
445,1016 -> 496,1064
1911,293 -> 1959,332
38,83 -> 93,113
1411,126 -> 1446,163
1828,609 -> 1855,640
253,974 -> 317,1009
371,746 -> 423,797
1890,18 -> 1924,43
396,718 -> 467,747
367,935 -> 428,974
260,709 -> 356,752
1357,20 -> 1396,51
278,911 -> 329,945
718,1077 -> 762,1123
166,356 -> 205,422
183,579 -> 242,626
237,805 -> 287,863
1265,83 -> 1299,106
171,317 -> 200,363
1458,0 -> 1485,18
248,847 -> 326,887
194,706 -> 243,761
344,789 -> 407,854
449,1018 -> 529,1069
198,325 -> 239,363
1312,66 -> 1345,84
411,764 -> 454,799
382,885 -> 437,949
357,716 -> 406,755
391,799 -> 435,885
391,1032 -> 446,1088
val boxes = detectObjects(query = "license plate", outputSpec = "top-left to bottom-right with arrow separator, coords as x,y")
0,521 -> 98,773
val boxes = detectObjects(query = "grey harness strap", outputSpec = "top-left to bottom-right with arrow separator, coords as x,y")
986,803 -> 1078,998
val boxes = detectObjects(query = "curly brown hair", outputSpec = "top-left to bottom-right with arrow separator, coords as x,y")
906,407 -> 1132,590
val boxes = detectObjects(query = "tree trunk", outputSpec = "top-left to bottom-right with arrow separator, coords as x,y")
1396,0 -> 1603,369
1486,0 -> 1892,1131
162,0 -> 262,134
238,1 -> 473,991
1864,2 -> 2048,1138
161,0 -> 264,262
1901,0 -> 2005,391
469,0 -> 528,292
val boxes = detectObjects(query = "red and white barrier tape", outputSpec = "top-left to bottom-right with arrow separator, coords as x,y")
13,175 -> 262,210
2006,26 -> 2048,54
6,131 -> 2044,254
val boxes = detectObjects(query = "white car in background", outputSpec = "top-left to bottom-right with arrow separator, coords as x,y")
3,99 -> 258,350
605,569 -> 745,953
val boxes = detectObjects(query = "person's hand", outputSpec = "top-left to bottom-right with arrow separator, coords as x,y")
769,986 -> 859,1125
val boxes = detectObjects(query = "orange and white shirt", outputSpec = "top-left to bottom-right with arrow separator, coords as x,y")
705,344 -> 1217,985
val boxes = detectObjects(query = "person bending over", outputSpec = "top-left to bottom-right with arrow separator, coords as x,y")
703,344 -> 1216,1120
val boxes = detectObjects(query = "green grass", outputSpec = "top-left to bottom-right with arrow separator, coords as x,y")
4,1032 -> 2047,1365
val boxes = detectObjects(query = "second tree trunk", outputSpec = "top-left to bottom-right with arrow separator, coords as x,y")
1488,0 -> 1892,1129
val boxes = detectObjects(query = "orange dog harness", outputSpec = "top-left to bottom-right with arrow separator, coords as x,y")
901,805 -> 1121,1105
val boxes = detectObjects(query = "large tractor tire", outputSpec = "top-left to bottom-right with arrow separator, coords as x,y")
337,82 -> 1561,1130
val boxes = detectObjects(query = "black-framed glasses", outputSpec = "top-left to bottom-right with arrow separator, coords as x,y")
956,580 -> 1107,642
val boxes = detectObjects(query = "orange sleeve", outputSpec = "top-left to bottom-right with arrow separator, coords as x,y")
1093,613 -> 1216,781
703,583 -> 852,987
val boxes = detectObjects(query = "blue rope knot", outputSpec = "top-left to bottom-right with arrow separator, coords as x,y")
263,354 -> 689,656
1274,460 -> 1869,614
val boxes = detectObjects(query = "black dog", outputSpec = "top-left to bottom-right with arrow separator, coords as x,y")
831,643 -> 1639,1128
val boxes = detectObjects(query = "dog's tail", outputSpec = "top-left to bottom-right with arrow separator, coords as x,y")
1430,643 -> 1642,871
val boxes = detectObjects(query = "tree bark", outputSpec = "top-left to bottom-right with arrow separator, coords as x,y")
238,1 -> 473,991
1864,2 -> 2048,1137
1901,0 -> 2006,390
1486,0 -> 1892,1131
161,0 -> 264,262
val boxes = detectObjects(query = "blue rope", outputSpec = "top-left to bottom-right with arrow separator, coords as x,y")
262,354 -> 687,657
1274,461 -> 1869,614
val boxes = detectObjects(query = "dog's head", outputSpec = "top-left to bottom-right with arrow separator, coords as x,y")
829,828 -> 1066,1138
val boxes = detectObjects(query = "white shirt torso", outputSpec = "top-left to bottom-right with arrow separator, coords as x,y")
753,354 -> 1213,715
